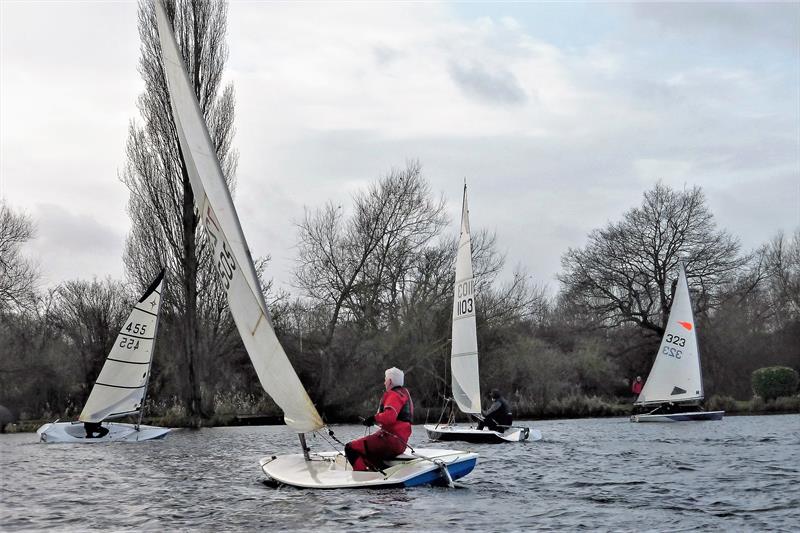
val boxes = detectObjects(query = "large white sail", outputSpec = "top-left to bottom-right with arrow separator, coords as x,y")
154,1 -> 323,433
451,185 -> 482,414
635,261 -> 704,405
79,271 -> 165,423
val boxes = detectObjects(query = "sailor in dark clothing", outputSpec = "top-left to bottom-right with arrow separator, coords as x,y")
84,421 -> 109,439
477,389 -> 513,432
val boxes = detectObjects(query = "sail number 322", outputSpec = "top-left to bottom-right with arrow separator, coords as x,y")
663,334 -> 686,359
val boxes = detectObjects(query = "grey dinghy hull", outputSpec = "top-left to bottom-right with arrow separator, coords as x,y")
630,410 -> 725,422
423,423 -> 541,443
36,421 -> 170,443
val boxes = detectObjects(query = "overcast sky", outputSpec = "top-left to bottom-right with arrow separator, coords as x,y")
1,1 -> 798,296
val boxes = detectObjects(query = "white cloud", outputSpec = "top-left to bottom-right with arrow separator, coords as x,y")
2,1 -> 797,294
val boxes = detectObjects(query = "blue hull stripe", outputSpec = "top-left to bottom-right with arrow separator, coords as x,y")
402,458 -> 478,487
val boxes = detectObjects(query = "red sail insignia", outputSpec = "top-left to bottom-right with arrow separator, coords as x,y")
678,321 -> 693,331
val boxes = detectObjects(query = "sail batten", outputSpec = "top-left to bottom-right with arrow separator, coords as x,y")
154,0 -> 323,433
635,262 -> 704,405
451,185 -> 482,415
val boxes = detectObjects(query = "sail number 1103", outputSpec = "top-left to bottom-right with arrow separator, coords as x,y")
455,279 -> 474,316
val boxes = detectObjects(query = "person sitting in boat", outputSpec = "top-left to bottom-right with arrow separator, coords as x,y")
477,389 -> 513,432
344,367 -> 413,472
631,376 -> 644,397
83,421 -> 109,439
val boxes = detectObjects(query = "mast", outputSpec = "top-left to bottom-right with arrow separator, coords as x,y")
154,0 -> 323,444
450,181 -> 481,415
680,259 -> 704,402
137,270 -> 166,430
634,258 -> 704,406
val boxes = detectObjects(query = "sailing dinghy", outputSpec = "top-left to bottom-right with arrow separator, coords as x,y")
424,185 -> 540,444
154,0 -> 476,488
37,270 -> 170,443
630,261 -> 724,423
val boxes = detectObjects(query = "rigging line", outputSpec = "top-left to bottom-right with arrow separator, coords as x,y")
315,428 -> 343,454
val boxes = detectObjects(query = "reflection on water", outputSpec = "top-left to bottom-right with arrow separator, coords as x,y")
1,415 -> 798,531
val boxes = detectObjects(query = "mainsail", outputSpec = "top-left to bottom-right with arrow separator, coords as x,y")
154,0 -> 323,433
451,185 -> 482,414
635,261 -> 704,405
79,270 -> 165,423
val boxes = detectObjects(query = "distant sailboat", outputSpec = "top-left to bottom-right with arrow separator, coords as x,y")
37,270 -> 171,443
424,184 -> 540,443
154,0 -> 476,488
630,261 -> 724,422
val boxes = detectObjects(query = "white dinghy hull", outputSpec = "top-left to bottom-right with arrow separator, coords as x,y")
630,410 -> 724,423
36,421 -> 170,443
260,448 -> 478,489
424,423 -> 541,443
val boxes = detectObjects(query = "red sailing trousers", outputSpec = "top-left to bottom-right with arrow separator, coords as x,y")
345,431 -> 407,471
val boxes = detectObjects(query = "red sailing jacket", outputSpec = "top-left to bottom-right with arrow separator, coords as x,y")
374,386 -> 413,443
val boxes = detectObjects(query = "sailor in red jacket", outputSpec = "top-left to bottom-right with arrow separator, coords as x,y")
631,375 -> 644,396
344,367 -> 414,472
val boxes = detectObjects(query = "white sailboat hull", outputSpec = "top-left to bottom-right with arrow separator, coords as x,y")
36,421 -> 170,443
630,410 -> 724,423
423,423 -> 540,443
260,448 -> 478,489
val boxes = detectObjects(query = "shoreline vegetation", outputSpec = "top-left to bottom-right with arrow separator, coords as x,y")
5,393 -> 798,434
2,171 -> 799,436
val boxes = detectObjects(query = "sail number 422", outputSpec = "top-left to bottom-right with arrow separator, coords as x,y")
663,334 -> 686,359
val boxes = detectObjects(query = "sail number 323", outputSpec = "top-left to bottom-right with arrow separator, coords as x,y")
663,333 -> 686,359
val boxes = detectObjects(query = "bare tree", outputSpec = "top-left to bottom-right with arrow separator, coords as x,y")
559,182 -> 744,335
49,278 -> 131,400
120,0 -> 238,419
295,161 -> 448,344
0,201 -> 38,312
764,230 -> 800,324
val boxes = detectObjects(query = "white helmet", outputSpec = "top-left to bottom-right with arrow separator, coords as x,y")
385,367 -> 404,387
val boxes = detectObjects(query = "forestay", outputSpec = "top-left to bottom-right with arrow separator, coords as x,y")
79,271 -> 165,423
451,185 -> 482,415
635,261 -> 704,405
154,0 -> 322,433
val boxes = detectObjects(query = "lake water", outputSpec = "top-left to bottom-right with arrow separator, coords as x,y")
1,415 -> 798,531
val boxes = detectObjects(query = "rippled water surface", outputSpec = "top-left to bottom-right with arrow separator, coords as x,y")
2,415 -> 798,531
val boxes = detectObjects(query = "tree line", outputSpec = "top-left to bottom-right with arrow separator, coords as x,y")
1,1 -> 797,425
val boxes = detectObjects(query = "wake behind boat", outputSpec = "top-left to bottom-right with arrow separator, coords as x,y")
154,0 -> 476,488
37,270 -> 170,443
631,261 -> 724,423
425,185 -> 537,444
